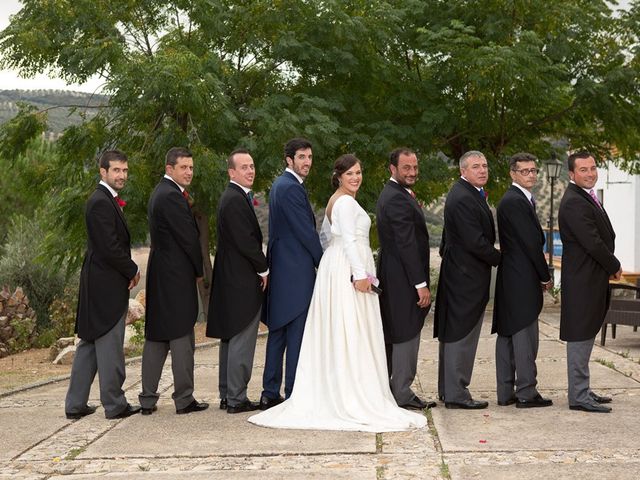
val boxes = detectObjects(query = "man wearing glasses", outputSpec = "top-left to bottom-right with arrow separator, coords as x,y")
492,153 -> 553,409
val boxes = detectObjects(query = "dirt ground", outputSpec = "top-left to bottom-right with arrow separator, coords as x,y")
0,322 -> 210,395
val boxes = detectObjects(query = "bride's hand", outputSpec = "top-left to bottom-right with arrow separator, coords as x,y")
353,278 -> 371,293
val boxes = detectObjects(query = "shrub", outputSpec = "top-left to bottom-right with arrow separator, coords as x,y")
33,285 -> 79,347
0,213 -> 76,331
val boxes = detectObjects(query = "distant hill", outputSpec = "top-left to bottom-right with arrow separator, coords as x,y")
0,89 -> 109,135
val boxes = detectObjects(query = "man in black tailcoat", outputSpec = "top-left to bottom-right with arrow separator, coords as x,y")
207,149 -> 268,414
492,152 -> 553,409
376,147 -> 436,410
559,150 -> 621,413
434,150 -> 500,409
139,147 -> 208,415
65,150 -> 141,420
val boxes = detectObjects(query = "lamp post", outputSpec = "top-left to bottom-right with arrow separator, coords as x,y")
545,159 -> 563,280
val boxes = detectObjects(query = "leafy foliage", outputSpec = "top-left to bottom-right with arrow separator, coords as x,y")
0,0 -> 638,275
44,286 -> 79,347
0,213 -> 70,331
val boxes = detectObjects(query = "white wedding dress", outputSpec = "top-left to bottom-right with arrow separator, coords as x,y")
248,195 -> 426,432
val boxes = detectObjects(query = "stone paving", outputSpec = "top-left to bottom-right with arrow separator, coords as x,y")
1,305 -> 640,479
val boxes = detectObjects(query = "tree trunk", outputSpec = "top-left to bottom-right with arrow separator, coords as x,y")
194,209 -> 212,322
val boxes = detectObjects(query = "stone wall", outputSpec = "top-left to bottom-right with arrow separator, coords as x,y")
0,286 -> 37,357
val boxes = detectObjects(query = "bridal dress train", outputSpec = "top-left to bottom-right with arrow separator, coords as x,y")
248,195 -> 426,432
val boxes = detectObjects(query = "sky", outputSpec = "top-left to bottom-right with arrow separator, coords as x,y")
0,0 -> 103,92
0,0 -> 634,93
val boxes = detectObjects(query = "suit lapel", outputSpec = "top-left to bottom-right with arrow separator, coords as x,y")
228,182 -> 258,221
509,185 -> 544,240
569,183 -> 615,239
283,172 -> 316,226
459,178 -> 495,235
460,178 -> 490,212
387,179 -> 417,203
96,184 -> 130,239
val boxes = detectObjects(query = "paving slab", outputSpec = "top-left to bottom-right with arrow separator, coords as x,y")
433,392 -> 640,452
79,408 -> 377,458
379,421 -> 438,455
2,305 -> 639,479
0,406 -> 69,461
47,472 -> 374,480
448,461 -> 640,480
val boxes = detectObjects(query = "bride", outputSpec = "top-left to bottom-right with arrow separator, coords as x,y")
248,154 -> 427,432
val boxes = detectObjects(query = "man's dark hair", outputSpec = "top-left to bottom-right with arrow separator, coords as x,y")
227,148 -> 251,169
567,150 -> 593,172
509,152 -> 537,170
284,138 -> 312,163
99,150 -> 128,170
389,147 -> 415,167
166,147 -> 193,167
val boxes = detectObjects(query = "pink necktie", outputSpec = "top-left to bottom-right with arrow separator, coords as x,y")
588,189 -> 602,209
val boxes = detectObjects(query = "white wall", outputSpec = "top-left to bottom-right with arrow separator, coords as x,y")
597,164 -> 640,272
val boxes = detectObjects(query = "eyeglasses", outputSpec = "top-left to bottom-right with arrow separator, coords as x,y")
513,168 -> 539,176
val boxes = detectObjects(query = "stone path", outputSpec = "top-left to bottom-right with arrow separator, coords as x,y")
1,305 -> 639,479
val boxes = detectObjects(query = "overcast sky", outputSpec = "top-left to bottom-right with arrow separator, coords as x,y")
0,0 -> 634,92
0,0 -> 103,92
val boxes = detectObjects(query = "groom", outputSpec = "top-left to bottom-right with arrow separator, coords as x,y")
260,137 -> 323,409
376,147 -> 436,410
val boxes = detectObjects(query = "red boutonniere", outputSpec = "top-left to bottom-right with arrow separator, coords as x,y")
252,197 -> 259,207
115,196 -> 127,208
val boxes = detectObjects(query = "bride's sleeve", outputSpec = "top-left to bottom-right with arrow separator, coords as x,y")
334,196 -> 367,280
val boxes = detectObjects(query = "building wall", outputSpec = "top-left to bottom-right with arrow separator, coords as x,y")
597,164 -> 639,272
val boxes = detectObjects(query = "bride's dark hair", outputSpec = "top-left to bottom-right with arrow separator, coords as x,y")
331,154 -> 360,189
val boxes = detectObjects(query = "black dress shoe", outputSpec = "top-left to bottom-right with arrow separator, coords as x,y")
107,404 -> 142,419
66,404 -> 98,420
569,402 -> 611,413
516,395 -> 553,409
259,395 -> 284,410
445,399 -> 489,410
589,392 -> 612,404
227,400 -> 260,414
497,396 -> 516,406
400,395 -> 436,410
220,399 -> 227,410
141,405 -> 157,416
176,400 -> 209,414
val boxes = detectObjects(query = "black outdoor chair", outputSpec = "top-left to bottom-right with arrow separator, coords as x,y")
600,279 -> 640,346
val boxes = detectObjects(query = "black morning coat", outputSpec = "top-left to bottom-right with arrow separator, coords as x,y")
76,184 -> 138,341
559,183 -> 620,342
492,185 -> 551,337
434,178 -> 501,342
145,178 -> 204,341
376,180 -> 430,344
207,183 -> 268,340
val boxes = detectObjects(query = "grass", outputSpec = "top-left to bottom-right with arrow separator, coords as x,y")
65,447 -> 85,460
426,407 -> 452,480
595,358 -> 615,369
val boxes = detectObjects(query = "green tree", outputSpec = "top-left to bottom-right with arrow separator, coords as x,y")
1,0 -> 639,313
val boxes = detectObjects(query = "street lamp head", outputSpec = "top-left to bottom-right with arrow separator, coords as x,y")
545,160 -> 563,180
